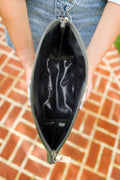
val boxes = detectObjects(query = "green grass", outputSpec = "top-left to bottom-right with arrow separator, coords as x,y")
114,35 -> 120,53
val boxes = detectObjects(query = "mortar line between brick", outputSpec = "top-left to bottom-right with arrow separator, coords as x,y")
94,145 -> 104,170
77,118 -> 100,179
106,50 -> 119,56
78,112 -> 88,133
20,118 -> 36,129
0,130 -> 12,154
82,107 -> 120,126
106,127 -> 120,179
104,57 -> 120,88
15,135 -> 45,180
0,94 -> 27,108
0,103 -> 14,124
95,126 -> 117,138
0,156 -> 44,180
0,124 -> 44,149
62,163 -> 70,180
77,62 -> 113,179
8,138 -> 23,163
12,87 -> 27,96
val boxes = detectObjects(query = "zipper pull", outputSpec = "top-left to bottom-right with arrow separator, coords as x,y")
56,154 -> 71,163
51,150 -> 71,163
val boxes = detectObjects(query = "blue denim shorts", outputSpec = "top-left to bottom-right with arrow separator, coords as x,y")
5,0 -> 107,51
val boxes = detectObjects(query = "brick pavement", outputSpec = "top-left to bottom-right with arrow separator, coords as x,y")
0,18 -> 120,180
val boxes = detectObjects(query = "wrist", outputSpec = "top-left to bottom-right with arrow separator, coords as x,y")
87,45 -> 102,73
17,48 -> 35,69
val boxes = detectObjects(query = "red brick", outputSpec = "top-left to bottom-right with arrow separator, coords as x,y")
83,114 -> 96,135
0,44 -> 12,53
0,127 -> 8,139
13,140 -> 32,166
20,71 -> 26,81
118,139 -> 120,150
111,167 -> 120,180
0,27 -> 4,33
107,90 -> 120,101
61,144 -> 84,162
94,130 -> 115,146
73,110 -> 85,130
0,54 -> 7,65
15,80 -> 27,92
110,60 -> 120,68
0,77 -> 14,94
37,136 -> 42,143
25,159 -> 49,179
84,101 -> 99,113
68,132 -> 88,148
0,161 -> 18,180
98,148 -> 112,175
97,119 -> 118,134
50,163 -> 66,180
112,103 -> 120,122
97,77 -> 108,93
81,169 -> 105,180
115,69 -> 120,76
13,51 -> 19,57
15,122 -> 37,139
8,58 -> 23,68
95,66 -> 110,76
22,110 -> 34,124
8,90 -> 27,104
31,145 -> 47,162
92,73 -> 98,89
106,52 -> 120,60
85,142 -> 100,168
65,163 -> 80,180
0,73 -> 4,81
101,99 -> 112,118
4,106 -> 21,127
2,65 -> 20,76
89,92 -> 102,102
114,153 -> 120,166
1,134 -> 19,160
99,60 -> 106,66
0,101 -> 11,121
111,82 -> 120,91
18,173 -> 31,180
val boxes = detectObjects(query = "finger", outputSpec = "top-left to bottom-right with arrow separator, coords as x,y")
85,81 -> 92,101
79,85 -> 88,110
27,80 -> 31,106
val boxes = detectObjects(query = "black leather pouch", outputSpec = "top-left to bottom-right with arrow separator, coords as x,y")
30,19 -> 88,164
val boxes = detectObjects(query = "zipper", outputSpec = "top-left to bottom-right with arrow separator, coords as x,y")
51,150 -> 71,163
58,20 -> 66,57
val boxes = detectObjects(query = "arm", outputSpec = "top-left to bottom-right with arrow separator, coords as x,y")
86,2 -> 120,100
0,0 -> 35,83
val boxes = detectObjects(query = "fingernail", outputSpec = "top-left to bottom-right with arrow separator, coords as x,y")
79,85 -> 88,110
28,80 -> 31,106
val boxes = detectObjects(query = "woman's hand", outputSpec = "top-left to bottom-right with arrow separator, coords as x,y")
84,2 -> 120,101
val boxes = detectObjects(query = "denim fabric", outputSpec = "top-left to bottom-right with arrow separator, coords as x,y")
5,0 -> 107,51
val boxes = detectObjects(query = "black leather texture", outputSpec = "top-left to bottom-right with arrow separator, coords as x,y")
31,21 -> 86,151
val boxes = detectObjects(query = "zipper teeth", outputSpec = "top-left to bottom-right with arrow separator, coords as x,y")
58,22 -> 66,57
